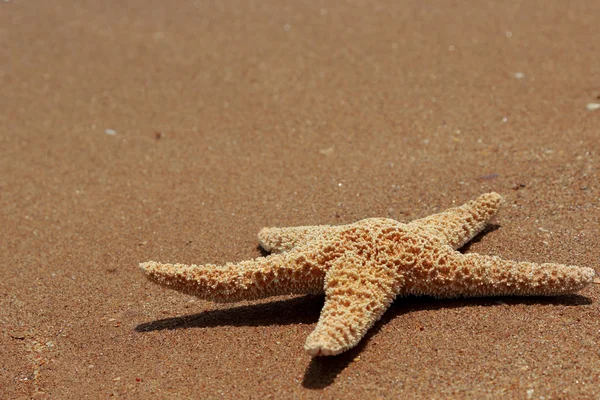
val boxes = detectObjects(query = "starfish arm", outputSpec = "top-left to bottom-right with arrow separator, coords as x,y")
140,249 -> 326,303
409,192 -> 502,249
258,225 -> 334,253
304,257 -> 401,356
408,247 -> 596,298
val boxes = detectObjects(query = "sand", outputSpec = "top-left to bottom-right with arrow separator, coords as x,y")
1,0 -> 599,398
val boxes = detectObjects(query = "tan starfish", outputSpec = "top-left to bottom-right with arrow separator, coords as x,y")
140,193 -> 596,356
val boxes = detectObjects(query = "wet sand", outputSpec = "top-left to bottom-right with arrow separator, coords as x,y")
1,0 -> 599,398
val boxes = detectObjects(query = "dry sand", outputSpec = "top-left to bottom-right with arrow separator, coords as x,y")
1,0 -> 599,398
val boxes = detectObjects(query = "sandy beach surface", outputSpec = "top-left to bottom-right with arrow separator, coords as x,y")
2,0 -> 599,398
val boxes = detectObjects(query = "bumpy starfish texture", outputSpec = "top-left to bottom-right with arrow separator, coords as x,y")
140,193 -> 596,356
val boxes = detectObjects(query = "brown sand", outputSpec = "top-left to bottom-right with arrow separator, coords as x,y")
1,0 -> 599,398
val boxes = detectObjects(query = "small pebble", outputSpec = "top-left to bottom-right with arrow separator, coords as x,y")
586,103 -> 600,111
105,129 -> 117,135
10,331 -> 25,340
319,146 -> 335,156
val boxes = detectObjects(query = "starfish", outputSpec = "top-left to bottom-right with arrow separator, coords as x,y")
140,193 -> 596,356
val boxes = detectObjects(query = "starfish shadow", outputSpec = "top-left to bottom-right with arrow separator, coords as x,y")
135,295 -> 324,332
301,292 -> 591,389
257,245 -> 270,257
136,291 -> 590,389
459,223 -> 500,252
